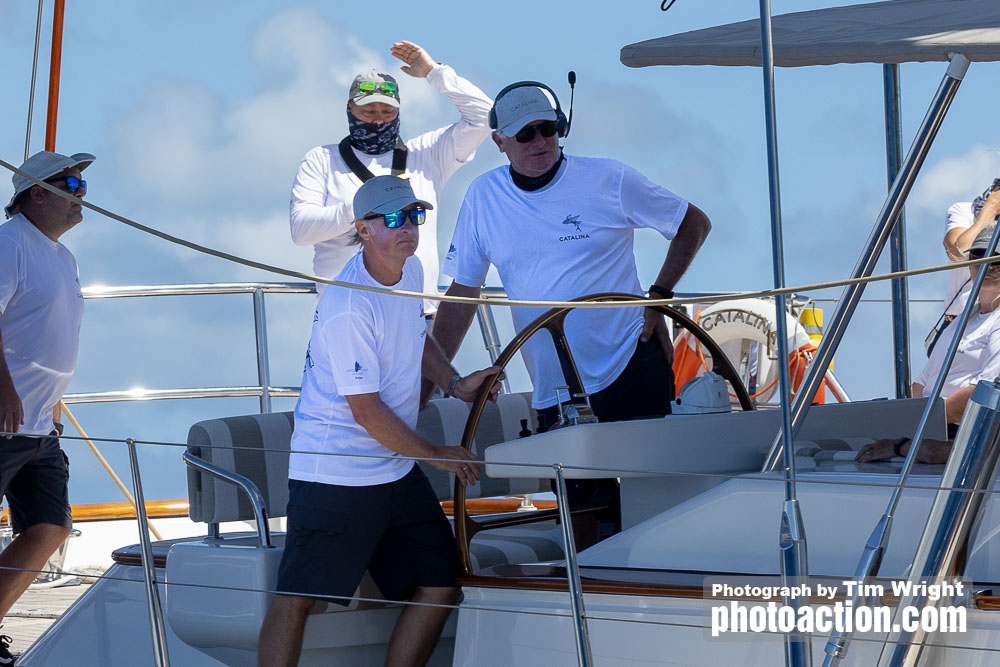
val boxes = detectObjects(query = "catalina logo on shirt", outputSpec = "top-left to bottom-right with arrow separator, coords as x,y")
560,214 -> 590,242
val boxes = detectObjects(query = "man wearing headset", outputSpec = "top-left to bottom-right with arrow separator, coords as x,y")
432,82 -> 711,545
289,40 -> 492,314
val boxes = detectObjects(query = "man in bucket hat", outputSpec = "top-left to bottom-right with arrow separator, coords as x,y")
259,176 -> 502,666
0,150 -> 94,662
289,40 -> 492,316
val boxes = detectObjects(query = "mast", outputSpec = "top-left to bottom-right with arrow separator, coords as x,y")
44,0 -> 67,151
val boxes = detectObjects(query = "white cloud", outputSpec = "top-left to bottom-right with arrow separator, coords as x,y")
93,6 -> 467,288
909,145 -> 1000,212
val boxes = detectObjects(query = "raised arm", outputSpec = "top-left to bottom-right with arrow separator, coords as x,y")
946,188 -> 1000,260
391,41 -> 492,164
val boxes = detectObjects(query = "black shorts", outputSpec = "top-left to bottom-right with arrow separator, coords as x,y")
0,434 -> 72,533
536,331 -> 675,431
276,465 -> 458,606
534,332 -> 674,533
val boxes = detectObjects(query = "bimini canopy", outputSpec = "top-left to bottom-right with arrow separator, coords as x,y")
621,0 -> 1000,68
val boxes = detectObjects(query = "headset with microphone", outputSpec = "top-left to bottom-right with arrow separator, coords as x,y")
489,73 -> 576,138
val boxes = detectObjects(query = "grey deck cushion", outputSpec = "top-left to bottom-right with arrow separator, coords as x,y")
185,395 -> 563,573
185,393 -> 547,521
186,411 -> 294,524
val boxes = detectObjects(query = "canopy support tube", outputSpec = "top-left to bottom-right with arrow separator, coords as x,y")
755,3 -> 812,664
884,63 -> 912,399
763,53 -> 971,473
880,377 -> 1000,666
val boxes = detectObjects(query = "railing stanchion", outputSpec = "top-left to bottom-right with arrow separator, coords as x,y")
554,463 -> 593,667
126,437 -> 170,667
252,288 -> 272,413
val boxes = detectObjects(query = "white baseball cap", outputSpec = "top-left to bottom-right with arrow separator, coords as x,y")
493,85 -> 558,136
353,175 -> 432,219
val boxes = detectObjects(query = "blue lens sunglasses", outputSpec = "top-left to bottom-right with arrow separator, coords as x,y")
46,176 -> 87,195
364,208 -> 426,229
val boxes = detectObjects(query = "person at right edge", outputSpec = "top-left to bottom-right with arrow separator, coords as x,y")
937,178 -> 1000,333
430,81 -> 712,548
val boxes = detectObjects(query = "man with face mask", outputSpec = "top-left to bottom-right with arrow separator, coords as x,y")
289,40 -> 492,313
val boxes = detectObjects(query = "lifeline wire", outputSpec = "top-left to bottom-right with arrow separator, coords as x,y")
0,157 -> 985,311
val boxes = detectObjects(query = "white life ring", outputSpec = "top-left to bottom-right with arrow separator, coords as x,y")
675,298 -> 812,403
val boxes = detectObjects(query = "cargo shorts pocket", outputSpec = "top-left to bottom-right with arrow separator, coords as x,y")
286,505 -> 347,547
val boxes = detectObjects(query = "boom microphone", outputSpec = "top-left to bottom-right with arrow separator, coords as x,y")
566,71 -> 576,137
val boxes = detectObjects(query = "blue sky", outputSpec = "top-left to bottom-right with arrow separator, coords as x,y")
2,0 -> 1000,503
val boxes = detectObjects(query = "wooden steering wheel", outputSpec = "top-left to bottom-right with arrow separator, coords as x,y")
452,292 -> 754,574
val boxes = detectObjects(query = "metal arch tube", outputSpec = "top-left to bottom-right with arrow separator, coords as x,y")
182,451 -> 272,547
764,53 -> 971,473
127,438 -> 171,667
821,222 -> 1000,666
878,378 -> 1000,667
475,302 -> 511,393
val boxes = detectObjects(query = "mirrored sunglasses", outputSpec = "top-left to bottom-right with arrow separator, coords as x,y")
45,176 -> 87,195
364,208 -> 426,229
358,81 -> 398,97
514,120 -> 558,144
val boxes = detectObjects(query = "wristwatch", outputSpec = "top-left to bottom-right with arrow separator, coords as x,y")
446,373 -> 461,398
893,437 -> 911,458
647,284 -> 674,300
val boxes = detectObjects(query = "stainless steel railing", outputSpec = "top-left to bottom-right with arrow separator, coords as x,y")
67,282 -> 513,410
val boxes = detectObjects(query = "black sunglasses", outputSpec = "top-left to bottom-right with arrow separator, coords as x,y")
513,121 -> 558,144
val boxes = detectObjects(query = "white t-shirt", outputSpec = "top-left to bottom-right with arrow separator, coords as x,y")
442,155 -> 688,408
289,253 -> 426,486
0,215 -> 84,435
289,63 -> 493,310
943,202 -> 974,317
915,304 -> 1000,401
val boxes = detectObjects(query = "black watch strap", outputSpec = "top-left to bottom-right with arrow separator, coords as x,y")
893,437 -> 911,458
647,284 -> 674,299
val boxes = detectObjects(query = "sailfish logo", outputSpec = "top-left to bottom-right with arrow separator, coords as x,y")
354,361 -> 362,372
562,214 -> 582,232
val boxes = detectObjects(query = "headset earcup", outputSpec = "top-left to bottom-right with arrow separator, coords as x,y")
556,111 -> 568,137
